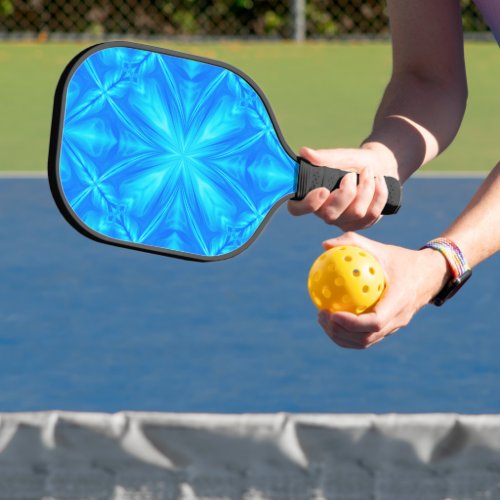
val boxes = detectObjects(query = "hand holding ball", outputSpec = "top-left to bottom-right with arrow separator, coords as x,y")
308,245 -> 385,314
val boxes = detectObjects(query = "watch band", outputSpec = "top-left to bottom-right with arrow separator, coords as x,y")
421,238 -> 472,306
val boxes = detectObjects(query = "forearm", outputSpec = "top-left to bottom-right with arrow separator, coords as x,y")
362,73 -> 467,182
361,0 -> 467,183
441,162 -> 500,267
418,162 -> 500,303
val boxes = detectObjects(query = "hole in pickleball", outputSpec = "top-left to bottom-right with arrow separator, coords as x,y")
334,277 -> 344,287
369,267 -> 376,275
313,271 -> 321,282
322,286 -> 332,298
362,285 -> 369,293
352,269 -> 360,277
356,306 -> 366,314
378,284 -> 382,291
344,256 -> 352,262
359,251 -> 367,257
342,295 -> 351,304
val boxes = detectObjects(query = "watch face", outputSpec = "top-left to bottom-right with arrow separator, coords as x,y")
432,269 -> 472,306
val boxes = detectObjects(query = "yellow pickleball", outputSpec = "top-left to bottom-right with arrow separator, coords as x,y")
308,245 -> 385,314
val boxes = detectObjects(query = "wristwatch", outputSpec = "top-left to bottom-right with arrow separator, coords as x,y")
421,238 -> 472,306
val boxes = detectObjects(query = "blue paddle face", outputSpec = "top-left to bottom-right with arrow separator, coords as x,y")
52,43 -> 298,260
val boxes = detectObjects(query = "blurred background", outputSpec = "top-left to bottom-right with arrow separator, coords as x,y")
0,1 -> 497,176
0,0 -> 492,40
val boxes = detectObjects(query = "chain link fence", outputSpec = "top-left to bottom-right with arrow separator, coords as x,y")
0,0 -> 491,40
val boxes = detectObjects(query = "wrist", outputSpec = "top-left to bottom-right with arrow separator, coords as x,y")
417,248 -> 453,304
420,238 -> 472,306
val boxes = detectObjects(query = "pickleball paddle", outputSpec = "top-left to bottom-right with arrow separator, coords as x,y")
48,41 -> 401,261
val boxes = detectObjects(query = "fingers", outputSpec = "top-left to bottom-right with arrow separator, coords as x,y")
288,169 -> 378,227
322,231 -> 377,253
339,174 -> 388,230
367,175 -> 389,220
330,167 -> 385,231
331,311 -> 385,334
288,147 -> 389,229
314,172 -> 358,223
348,164 -> 376,219
288,147 -> 349,217
318,314 -> 361,349
318,308 -> 398,350
287,188 -> 330,216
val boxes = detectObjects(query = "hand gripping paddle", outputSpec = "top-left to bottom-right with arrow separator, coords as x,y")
48,41 -> 401,261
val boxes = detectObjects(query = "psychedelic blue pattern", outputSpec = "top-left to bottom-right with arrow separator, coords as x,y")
59,46 -> 298,258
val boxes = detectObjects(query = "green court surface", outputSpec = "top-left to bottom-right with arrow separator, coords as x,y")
0,40 -> 497,173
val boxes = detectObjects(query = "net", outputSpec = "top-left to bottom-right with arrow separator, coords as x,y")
1,412 -> 500,499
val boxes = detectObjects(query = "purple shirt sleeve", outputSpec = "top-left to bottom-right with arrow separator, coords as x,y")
473,0 -> 500,45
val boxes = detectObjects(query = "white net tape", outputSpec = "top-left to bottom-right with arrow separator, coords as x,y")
0,412 -> 500,499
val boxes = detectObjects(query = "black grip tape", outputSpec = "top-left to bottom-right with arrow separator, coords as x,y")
293,158 -> 402,215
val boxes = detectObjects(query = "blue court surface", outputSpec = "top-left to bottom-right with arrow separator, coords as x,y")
0,176 -> 498,413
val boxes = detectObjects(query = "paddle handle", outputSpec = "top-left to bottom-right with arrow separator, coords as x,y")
293,157 -> 402,215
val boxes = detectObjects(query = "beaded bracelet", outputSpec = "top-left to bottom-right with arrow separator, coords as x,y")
421,238 -> 470,278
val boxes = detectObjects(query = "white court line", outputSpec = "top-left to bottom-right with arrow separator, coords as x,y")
414,170 -> 487,178
0,171 -> 47,178
0,170 -> 489,179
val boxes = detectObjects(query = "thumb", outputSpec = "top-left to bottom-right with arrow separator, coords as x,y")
299,147 -> 365,170
299,146 -> 325,165
322,231 -> 368,250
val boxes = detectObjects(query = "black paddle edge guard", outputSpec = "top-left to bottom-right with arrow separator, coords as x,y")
293,158 -> 402,215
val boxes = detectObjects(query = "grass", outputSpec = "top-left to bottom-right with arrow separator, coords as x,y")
0,40 -> 497,172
